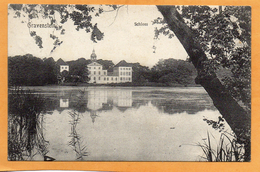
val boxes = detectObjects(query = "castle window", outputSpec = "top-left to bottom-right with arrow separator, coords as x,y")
112,77 -> 113,80
115,78 -> 117,81
104,71 -> 106,75
99,71 -> 100,75
94,67 -> 96,69
99,67 -> 100,69
94,77 -> 96,80
94,71 -> 96,75
104,78 -> 106,80
107,77 -> 109,81
99,77 -> 100,80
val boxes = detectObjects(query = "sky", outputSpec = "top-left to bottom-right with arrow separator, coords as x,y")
8,5 -> 188,68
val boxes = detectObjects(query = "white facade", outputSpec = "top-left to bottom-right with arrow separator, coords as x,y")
87,50 -> 132,84
117,66 -> 132,82
60,65 -> 69,73
87,62 -> 132,84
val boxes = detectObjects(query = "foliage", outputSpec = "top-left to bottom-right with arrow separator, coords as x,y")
131,63 -> 151,83
203,116 -> 225,132
8,55 -> 92,86
43,57 -> 58,84
8,4 -> 107,50
150,58 -> 197,85
96,59 -> 114,70
154,6 -> 251,109
179,6 -> 251,109
8,54 -> 57,86
198,132 -> 245,162
66,58 -> 90,83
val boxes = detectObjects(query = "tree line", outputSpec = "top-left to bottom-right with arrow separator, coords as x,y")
8,54 -> 197,87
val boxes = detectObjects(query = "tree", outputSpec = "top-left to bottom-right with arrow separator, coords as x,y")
156,6 -> 251,160
131,63 -> 151,83
8,55 -> 59,86
43,57 -> 57,85
8,54 -> 46,86
67,58 -> 91,83
151,58 -> 196,85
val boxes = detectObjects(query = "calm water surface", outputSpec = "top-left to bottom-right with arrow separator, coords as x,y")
17,86 -> 232,161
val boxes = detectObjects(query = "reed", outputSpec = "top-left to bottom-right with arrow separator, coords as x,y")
198,132 -> 245,162
8,87 -> 48,160
68,89 -> 88,160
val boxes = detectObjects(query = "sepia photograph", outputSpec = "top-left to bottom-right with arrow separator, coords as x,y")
8,4 -> 251,162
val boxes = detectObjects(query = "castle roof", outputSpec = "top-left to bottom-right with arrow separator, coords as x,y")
56,58 -> 68,65
114,60 -> 132,67
87,62 -> 102,66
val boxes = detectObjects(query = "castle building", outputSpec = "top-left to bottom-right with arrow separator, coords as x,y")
87,50 -> 132,84
56,58 -> 69,73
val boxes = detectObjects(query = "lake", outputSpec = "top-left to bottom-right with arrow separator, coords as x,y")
8,86 -> 233,161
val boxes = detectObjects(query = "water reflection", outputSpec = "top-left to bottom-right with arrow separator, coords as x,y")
8,89 -> 49,161
40,87 -> 215,116
68,109 -> 88,160
88,89 -> 108,111
9,87 -> 224,161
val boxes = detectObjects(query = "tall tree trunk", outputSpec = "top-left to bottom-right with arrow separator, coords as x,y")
157,5 -> 251,161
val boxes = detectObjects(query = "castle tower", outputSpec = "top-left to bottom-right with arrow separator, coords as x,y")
90,49 -> 97,61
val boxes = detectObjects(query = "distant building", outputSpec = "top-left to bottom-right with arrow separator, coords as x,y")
56,58 -> 69,84
56,58 -> 69,73
87,50 -> 132,84
113,60 -> 132,83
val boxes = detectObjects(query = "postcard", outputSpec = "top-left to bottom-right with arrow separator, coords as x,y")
1,0 -> 259,171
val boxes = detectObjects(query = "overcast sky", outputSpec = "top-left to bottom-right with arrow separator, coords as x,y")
8,5 -> 188,68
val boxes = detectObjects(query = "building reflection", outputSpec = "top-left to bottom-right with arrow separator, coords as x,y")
112,89 -> 132,107
90,111 -> 98,123
60,98 -> 69,108
48,89 -> 133,123
87,89 -> 108,111
42,88 -> 216,117
87,89 -> 133,122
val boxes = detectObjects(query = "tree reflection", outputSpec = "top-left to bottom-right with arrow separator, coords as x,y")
151,99 -> 215,114
68,89 -> 88,160
8,88 -> 49,160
